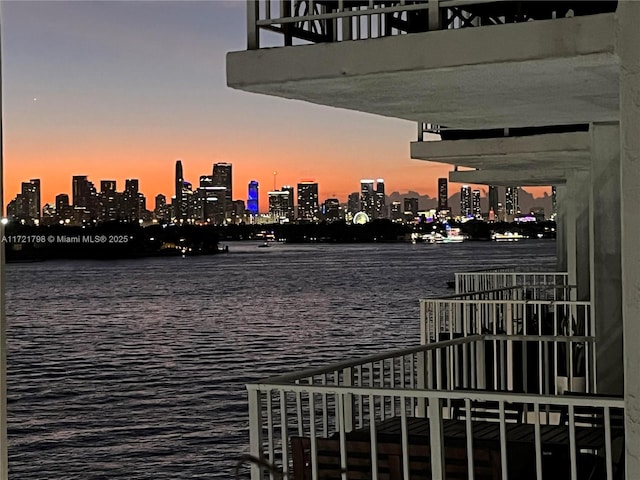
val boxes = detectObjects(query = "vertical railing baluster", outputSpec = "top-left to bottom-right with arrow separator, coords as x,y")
370,393 -> 379,480
568,404 -> 577,480
321,374 -> 328,437
266,392 -> 275,480
247,0 -> 260,50
280,391 -> 289,476
429,397 -> 445,480
534,403 -> 542,480
604,407 -> 613,480
248,387 -> 265,480
309,390 -> 318,480
337,393 -> 348,480
499,401 -> 508,480
465,398 -> 474,480
401,396 -> 410,480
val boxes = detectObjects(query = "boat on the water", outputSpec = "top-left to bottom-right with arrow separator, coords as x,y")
492,232 -> 525,242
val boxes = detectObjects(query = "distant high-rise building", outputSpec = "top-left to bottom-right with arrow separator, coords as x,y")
269,190 -> 291,221
56,194 -> 70,213
322,198 -> 341,222
488,185 -> 499,218
390,201 -> 402,221
438,178 -> 448,211
174,160 -> 188,222
472,189 -> 481,218
347,192 -> 360,215
99,180 -> 118,222
552,186 -> 557,217
21,179 -> 41,223
212,163 -> 233,216
281,185 -> 295,220
506,186 -> 519,216
375,179 -> 386,219
248,180 -> 259,215
404,198 -> 419,217
360,179 -> 375,218
123,179 -> 142,221
72,175 -> 98,221
460,185 -> 472,217
155,194 -> 167,220
297,181 -> 319,221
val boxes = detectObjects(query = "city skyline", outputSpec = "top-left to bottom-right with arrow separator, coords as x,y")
1,1 -> 550,211
6,166 -> 551,219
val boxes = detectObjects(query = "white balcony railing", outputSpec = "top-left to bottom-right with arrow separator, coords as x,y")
454,270 -> 569,295
244,336 -> 623,480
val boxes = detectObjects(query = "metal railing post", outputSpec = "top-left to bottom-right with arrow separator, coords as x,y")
428,0 -> 441,30
428,397 -> 445,479
247,386 -> 265,479
247,0 -> 260,50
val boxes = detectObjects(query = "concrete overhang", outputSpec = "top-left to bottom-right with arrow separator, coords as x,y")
410,131 -> 590,186
227,14 -> 618,129
449,168 -> 573,186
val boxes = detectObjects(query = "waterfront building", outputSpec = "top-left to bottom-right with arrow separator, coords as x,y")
322,198 -> 341,222
7,179 -> 41,225
72,175 -> 98,223
212,162 -> 233,216
359,179 -> 375,218
472,189 -> 481,218
154,194 -> 167,221
347,192 -> 360,217
505,186 -> 519,219
268,190 -> 291,222
228,2 -> 638,478
174,160 -> 188,223
403,197 -> 418,218
297,181 -> 319,221
488,185 -> 499,219
552,185 -> 558,219
247,180 -> 259,216
460,185 -> 471,217
123,179 -> 143,221
375,178 -> 386,219
281,185 -> 295,221
390,201 -> 402,222
437,177 -> 448,211
99,180 -> 118,222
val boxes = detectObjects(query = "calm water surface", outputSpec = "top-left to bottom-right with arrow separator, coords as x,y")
6,241 -> 555,479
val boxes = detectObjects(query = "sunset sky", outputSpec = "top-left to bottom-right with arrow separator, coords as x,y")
2,0 -> 548,212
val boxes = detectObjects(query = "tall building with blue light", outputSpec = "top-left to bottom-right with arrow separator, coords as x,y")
248,180 -> 259,215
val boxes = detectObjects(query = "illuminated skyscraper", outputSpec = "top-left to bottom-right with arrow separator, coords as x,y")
460,185 -> 472,217
22,179 -> 41,222
174,160 -> 188,222
552,186 -> 557,217
404,198 -> 418,217
438,178 -> 448,211
297,181 -> 319,221
506,186 -> 519,216
488,185 -> 499,217
212,163 -> 233,215
322,198 -> 341,222
360,179 -> 375,217
281,185 -> 295,220
472,189 -> 481,218
248,180 -> 259,215
269,190 -> 291,221
375,179 -> 386,219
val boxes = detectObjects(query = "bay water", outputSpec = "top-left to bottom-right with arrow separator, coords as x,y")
6,241 -> 555,479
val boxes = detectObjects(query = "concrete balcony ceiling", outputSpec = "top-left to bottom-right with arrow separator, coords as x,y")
411,131 -> 591,185
227,13 -> 617,130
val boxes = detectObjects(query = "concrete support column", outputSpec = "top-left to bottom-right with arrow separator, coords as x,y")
590,122 -> 622,395
555,185 -> 567,273
566,171 -> 591,301
617,2 -> 640,475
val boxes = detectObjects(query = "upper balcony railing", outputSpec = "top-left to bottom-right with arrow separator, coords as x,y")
247,0 -> 618,49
